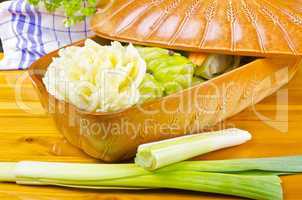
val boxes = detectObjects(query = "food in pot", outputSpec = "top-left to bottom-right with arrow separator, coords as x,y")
43,39 -> 245,112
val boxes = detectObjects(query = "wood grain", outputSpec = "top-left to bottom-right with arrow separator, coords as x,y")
0,65 -> 302,199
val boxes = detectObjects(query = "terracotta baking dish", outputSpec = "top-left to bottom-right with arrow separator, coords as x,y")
29,0 -> 302,162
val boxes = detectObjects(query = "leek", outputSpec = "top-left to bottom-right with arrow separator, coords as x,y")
159,156 -> 302,173
22,172 -> 283,200
2,156 -> 302,200
0,162 -> 16,182
135,128 -> 251,170
79,171 -> 282,200
0,161 -> 283,200
15,161 -> 150,181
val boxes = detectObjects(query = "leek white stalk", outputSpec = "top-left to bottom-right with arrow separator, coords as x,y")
0,162 -> 16,182
135,128 -> 251,170
15,162 -> 150,181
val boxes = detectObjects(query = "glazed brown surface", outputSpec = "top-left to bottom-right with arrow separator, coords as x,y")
28,37 -> 301,161
91,0 -> 302,56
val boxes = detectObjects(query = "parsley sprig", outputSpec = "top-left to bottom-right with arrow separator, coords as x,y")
28,0 -> 97,26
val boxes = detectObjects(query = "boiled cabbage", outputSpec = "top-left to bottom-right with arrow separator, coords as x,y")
194,54 -> 241,79
43,39 -> 146,112
137,47 -> 195,95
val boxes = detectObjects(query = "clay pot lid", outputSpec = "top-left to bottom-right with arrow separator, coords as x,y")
91,0 -> 302,57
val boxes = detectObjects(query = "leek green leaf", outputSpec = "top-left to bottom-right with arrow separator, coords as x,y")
159,155 -> 302,173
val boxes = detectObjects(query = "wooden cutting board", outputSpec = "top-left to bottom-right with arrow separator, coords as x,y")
0,61 -> 301,199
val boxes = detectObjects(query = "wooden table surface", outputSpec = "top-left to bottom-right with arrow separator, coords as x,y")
0,53 -> 302,199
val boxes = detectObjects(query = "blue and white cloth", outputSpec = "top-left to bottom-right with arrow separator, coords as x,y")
0,0 -> 92,70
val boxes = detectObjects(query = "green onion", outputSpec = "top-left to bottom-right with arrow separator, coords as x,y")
135,128 -> 251,170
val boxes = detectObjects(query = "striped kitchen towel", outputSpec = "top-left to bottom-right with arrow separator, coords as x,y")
0,0 -> 93,70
